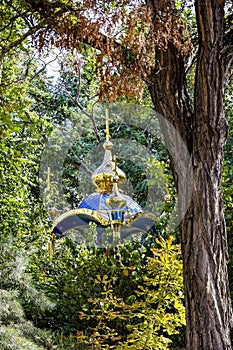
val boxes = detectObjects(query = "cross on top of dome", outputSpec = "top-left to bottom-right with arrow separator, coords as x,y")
91,109 -> 126,194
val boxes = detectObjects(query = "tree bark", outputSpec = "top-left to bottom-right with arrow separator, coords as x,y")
147,0 -> 232,348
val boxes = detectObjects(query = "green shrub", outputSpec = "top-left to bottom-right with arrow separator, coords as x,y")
76,237 -> 185,349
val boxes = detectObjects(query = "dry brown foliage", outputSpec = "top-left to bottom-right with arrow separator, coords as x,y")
27,0 -> 192,101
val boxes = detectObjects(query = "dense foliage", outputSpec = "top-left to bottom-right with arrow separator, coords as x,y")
0,0 -> 232,349
0,34 -> 184,349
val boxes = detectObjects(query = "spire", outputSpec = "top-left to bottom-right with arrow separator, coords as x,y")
92,109 -> 126,193
105,108 -> 111,142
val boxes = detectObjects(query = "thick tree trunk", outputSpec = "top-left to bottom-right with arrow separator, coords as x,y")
147,0 -> 232,349
181,1 -> 232,348
181,132 -> 231,349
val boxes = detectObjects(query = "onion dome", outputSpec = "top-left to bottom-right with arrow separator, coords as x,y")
80,153 -> 142,220
91,140 -> 126,194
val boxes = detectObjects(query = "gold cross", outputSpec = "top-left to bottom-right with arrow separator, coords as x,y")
44,166 -> 53,188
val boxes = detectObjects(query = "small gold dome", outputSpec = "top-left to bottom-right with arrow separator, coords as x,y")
92,140 -> 126,194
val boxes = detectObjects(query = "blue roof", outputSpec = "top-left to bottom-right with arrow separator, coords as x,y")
78,192 -> 142,214
51,192 -> 158,240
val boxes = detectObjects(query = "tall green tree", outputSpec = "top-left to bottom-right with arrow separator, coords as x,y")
0,4 -> 57,348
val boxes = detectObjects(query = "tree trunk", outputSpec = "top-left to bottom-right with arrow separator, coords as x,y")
182,1 -> 232,348
147,0 -> 232,348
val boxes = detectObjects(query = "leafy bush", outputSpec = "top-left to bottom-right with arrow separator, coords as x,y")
76,236 -> 185,349
31,235 -> 185,349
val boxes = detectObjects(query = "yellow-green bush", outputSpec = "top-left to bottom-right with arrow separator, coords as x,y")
77,237 -> 185,349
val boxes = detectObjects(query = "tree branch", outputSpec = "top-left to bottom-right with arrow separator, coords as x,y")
50,79 -> 101,142
146,0 -> 194,152
0,23 -> 47,59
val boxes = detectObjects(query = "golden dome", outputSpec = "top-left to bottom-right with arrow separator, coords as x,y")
91,140 -> 126,194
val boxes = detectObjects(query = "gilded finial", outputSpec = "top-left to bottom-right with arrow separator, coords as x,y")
112,155 -> 119,181
91,110 -> 126,194
106,154 -> 127,209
